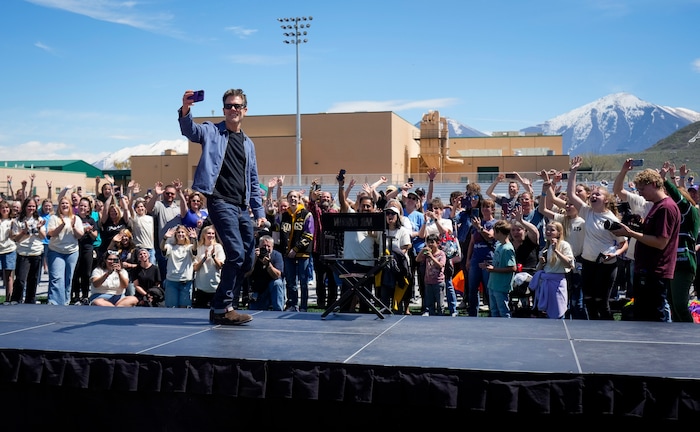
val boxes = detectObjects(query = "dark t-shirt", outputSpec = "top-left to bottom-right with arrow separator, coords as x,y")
77,215 -> 97,250
134,264 -> 161,290
515,235 -> 539,274
211,131 -> 246,206
248,249 -> 284,293
100,217 -> 127,255
634,196 -> 680,279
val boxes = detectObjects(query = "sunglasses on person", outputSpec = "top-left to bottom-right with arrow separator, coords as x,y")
224,103 -> 246,110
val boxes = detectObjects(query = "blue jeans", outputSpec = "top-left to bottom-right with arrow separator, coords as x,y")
164,279 -> 192,308
425,282 -> 445,315
444,262 -> 457,314
468,263 -> 490,317
284,256 -> 309,310
488,289 -> 511,318
206,199 -> 255,313
47,249 -> 79,305
248,278 -> 285,311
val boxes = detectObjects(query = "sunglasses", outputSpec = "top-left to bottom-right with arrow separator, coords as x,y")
224,103 -> 246,110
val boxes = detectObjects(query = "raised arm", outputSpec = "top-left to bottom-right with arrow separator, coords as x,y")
425,168 -> 438,202
486,173 -> 505,200
613,159 -> 634,202
145,182 -> 164,214
567,156 -> 585,212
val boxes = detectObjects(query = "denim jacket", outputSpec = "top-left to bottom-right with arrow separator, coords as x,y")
178,110 -> 264,220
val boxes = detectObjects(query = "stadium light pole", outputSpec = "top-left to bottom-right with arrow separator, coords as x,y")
278,16 -> 312,186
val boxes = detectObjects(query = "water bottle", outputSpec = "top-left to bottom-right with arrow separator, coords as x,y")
604,241 -> 618,257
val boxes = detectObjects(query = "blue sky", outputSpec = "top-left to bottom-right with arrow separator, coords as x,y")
2,0 -> 699,164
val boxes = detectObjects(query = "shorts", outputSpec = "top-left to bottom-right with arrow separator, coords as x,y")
89,293 -> 124,305
0,251 -> 17,271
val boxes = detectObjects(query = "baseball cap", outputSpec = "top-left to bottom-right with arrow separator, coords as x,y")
415,187 -> 426,196
407,191 -> 419,200
386,185 -> 398,194
385,206 -> 401,216
689,185 -> 699,191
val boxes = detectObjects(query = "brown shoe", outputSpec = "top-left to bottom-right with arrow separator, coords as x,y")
211,309 -> 253,325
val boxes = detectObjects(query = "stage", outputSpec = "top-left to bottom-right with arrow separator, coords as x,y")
1,305 -> 699,429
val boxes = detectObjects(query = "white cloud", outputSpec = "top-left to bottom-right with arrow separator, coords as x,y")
25,0 -> 180,37
327,98 -> 459,113
34,41 -> 56,55
692,58 -> 700,73
226,26 -> 257,39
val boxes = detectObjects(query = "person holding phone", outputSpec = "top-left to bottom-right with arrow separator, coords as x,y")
485,173 -> 522,219
179,88 -> 265,325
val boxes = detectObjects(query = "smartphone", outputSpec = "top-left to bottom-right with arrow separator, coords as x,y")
471,208 -> 479,218
561,173 -> 568,180
408,177 -> 414,184
505,173 -> 517,179
461,196 -> 469,207
336,169 -> 346,182
630,159 -> 644,167
313,183 -> 321,191
77,186 -> 82,193
188,90 -> 205,102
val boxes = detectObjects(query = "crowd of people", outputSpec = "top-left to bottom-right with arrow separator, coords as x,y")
2,155 -> 698,324
3,88 -> 696,326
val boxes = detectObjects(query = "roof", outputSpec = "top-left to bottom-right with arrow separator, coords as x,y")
0,160 -> 102,178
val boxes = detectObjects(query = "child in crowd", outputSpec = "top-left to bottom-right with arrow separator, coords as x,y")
480,220 -> 517,318
416,233 -> 446,316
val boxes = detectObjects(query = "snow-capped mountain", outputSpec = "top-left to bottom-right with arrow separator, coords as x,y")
92,139 -> 188,170
520,93 -> 700,155
446,118 -> 488,138
94,93 -> 700,169
414,117 -> 488,138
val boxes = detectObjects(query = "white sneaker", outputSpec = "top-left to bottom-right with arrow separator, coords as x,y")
451,312 -> 458,317
421,312 -> 429,317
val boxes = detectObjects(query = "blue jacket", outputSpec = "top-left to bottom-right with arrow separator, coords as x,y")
178,110 -> 264,220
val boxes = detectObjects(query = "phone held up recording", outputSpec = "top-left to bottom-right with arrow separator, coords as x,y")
630,159 -> 644,167
188,90 -> 205,102
336,169 -> 346,182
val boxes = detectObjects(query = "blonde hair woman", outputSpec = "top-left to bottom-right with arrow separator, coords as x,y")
46,196 -> 84,305
193,225 -> 225,309
161,224 -> 198,308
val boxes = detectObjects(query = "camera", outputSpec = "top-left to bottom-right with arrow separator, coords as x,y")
603,220 -> 622,231
336,169 -> 346,182
259,248 -> 269,259
616,201 -> 644,233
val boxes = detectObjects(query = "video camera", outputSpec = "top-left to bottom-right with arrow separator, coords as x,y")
603,202 -> 643,233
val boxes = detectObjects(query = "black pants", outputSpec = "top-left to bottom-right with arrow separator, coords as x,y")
71,246 -> 94,302
11,254 -> 42,304
632,272 -> 669,322
580,258 -> 617,320
312,252 -> 338,308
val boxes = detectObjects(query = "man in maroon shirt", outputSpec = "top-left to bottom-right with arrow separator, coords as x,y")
612,168 -> 680,322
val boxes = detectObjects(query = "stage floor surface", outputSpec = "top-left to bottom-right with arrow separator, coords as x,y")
1,304 -> 698,379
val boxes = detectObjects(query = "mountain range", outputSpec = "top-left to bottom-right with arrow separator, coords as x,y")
93,92 -> 700,169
